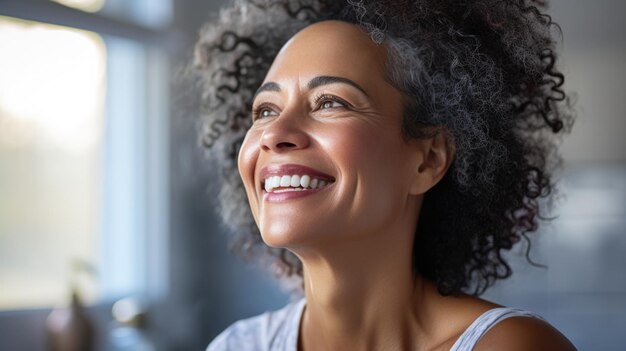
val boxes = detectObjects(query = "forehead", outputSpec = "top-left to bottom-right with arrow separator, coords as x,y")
263,20 -> 389,87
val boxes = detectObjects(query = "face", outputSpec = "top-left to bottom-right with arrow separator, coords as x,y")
238,20 -> 423,250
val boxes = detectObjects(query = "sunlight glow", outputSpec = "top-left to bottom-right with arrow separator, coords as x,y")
0,16 -> 106,152
0,17 -> 105,310
52,0 -> 105,13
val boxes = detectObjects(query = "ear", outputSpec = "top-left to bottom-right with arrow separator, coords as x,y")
408,128 -> 455,195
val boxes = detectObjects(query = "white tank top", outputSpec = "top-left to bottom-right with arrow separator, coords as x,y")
207,298 -> 544,351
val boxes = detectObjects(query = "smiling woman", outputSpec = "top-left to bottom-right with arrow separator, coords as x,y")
240,22 -> 417,251
192,0 -> 577,350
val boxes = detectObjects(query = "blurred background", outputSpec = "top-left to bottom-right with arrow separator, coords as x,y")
0,0 -> 624,350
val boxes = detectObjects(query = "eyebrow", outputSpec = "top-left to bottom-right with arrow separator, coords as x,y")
253,82 -> 281,99
307,76 -> 369,97
253,75 -> 370,100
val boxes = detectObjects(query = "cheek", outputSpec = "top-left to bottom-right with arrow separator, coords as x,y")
237,130 -> 261,214
238,131 -> 256,173
319,121 -> 410,227
325,121 -> 405,182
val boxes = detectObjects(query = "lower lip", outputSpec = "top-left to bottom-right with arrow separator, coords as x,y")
263,184 -> 333,202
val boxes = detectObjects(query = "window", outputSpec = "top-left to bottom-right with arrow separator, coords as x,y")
0,1 -> 171,347
0,16 -> 106,310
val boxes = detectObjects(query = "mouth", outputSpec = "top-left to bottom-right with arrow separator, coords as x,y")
262,174 -> 334,193
260,164 -> 336,196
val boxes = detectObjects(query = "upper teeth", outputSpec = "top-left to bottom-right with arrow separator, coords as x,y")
264,174 -> 330,193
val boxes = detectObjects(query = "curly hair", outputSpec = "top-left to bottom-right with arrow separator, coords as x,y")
190,0 -> 573,295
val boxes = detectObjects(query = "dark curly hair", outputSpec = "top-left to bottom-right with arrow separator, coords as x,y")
190,0 -> 573,295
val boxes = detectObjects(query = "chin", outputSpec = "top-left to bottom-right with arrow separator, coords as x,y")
257,217 -> 291,243
259,220 -> 325,249
260,226 -> 304,248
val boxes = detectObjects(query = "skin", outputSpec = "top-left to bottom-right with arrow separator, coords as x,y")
238,20 -> 576,351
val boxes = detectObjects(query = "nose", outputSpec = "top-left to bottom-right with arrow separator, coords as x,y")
260,112 -> 310,153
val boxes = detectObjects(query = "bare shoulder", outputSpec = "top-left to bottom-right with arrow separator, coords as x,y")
473,315 -> 577,351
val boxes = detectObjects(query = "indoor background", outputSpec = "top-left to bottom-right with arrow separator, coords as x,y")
0,0 -> 624,350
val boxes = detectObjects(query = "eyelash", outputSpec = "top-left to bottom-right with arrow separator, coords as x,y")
251,94 -> 350,121
313,93 -> 350,110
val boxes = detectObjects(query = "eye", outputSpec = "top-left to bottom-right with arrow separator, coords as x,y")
320,100 -> 344,109
315,94 -> 349,111
259,109 -> 274,118
252,103 -> 279,121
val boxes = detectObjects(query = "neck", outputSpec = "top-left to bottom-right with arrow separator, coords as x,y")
292,199 -> 441,350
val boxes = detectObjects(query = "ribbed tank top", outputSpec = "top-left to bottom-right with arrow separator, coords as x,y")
449,307 -> 544,350
207,298 -> 544,351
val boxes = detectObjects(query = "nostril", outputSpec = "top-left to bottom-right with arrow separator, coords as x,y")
276,141 -> 297,149
260,126 -> 309,151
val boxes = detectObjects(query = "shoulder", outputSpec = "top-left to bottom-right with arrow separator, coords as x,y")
473,313 -> 577,351
206,313 -> 268,351
439,293 -> 577,351
206,298 -> 305,351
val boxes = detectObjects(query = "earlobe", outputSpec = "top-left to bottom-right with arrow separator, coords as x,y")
408,129 -> 455,195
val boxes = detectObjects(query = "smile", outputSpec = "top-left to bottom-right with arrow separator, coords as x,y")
259,164 -> 335,200
263,174 -> 331,193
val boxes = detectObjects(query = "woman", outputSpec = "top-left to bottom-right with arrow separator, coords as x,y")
193,0 -> 577,350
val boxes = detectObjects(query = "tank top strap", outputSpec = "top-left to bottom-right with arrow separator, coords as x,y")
449,307 -> 544,351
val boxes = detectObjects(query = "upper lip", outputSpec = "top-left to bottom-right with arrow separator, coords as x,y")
259,164 -> 335,183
